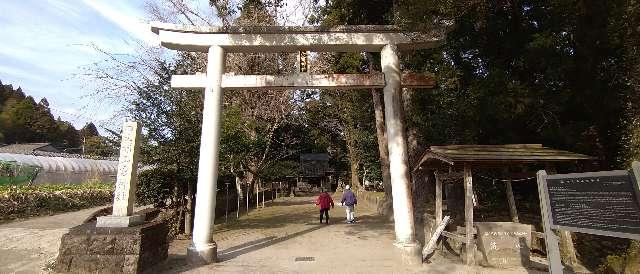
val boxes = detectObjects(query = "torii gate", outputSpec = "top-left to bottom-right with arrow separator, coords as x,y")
149,22 -> 444,265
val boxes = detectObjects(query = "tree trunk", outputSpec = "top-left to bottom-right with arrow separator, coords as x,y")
235,175 -> 244,200
346,135 -> 361,190
372,89 -> 393,217
624,0 -> 640,269
185,180 -> 195,236
175,176 -> 185,234
244,169 -> 256,207
402,87 -> 431,212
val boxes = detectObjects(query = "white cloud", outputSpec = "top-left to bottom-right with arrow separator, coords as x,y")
0,64 -> 51,84
81,0 -> 159,45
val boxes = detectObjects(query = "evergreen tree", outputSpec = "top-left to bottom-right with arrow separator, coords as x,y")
0,79 -> 85,150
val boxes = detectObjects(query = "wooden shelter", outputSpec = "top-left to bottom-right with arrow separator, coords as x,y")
413,144 -> 593,265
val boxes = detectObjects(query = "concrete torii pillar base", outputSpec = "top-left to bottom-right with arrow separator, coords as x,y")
395,241 -> 422,265
187,243 -> 218,265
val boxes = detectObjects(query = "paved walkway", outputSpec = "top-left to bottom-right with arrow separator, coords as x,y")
0,206 -> 108,274
0,195 -> 552,274
149,195 -> 546,274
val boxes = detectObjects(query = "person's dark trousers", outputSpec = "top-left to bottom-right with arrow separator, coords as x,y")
319,208 -> 330,224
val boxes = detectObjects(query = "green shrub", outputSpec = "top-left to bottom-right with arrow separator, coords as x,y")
0,183 -> 113,194
0,183 -> 114,222
596,255 -> 627,274
136,168 -> 176,208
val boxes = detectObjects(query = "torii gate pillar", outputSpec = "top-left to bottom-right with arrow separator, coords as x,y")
381,44 -> 421,264
187,45 -> 225,264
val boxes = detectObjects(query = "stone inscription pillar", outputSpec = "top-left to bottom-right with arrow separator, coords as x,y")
113,121 -> 141,216
187,45 -> 225,265
381,44 -> 421,264
96,121 -> 143,228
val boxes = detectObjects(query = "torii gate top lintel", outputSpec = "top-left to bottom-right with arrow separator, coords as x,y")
150,21 -> 445,53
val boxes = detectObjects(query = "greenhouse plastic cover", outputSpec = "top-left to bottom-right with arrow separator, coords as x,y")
0,153 -> 118,173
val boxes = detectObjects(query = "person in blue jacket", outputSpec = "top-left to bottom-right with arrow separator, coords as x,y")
340,185 -> 357,223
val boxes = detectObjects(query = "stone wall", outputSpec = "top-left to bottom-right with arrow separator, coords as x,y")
54,211 -> 168,274
353,190 -> 385,210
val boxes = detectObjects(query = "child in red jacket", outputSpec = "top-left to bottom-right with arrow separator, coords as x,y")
316,190 -> 335,224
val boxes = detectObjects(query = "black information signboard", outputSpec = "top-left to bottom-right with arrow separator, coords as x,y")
542,170 -> 640,239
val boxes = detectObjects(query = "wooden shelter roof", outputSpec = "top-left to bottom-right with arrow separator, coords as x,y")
413,144 -> 593,171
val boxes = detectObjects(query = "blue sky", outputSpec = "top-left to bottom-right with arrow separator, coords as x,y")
0,0 -> 314,133
0,0 -> 157,131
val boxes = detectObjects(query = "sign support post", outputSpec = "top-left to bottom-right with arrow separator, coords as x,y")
536,170 -> 563,274
632,161 -> 640,200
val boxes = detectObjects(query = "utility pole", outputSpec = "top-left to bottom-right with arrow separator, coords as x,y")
225,182 -> 229,223
236,178 -> 240,219
246,183 -> 249,214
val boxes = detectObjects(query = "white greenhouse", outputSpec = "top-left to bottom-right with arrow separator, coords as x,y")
0,153 -> 118,184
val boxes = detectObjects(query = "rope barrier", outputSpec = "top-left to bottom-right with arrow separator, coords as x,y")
476,174 -> 535,183
435,173 -> 536,184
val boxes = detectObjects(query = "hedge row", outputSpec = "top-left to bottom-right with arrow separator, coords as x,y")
0,183 -> 114,222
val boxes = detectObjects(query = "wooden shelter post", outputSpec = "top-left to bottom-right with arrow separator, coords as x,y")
188,45 -> 225,264
381,44 -> 421,263
463,164 -> 476,265
503,169 -> 519,223
434,171 -> 443,228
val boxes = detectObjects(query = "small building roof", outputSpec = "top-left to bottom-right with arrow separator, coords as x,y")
300,153 -> 329,161
0,143 -> 59,154
413,144 -> 593,171
300,153 -> 330,177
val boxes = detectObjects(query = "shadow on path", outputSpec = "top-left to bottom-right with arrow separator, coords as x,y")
149,225 -> 328,273
343,213 -> 394,238
268,199 -> 315,207
218,224 -> 327,261
224,211 -> 316,230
